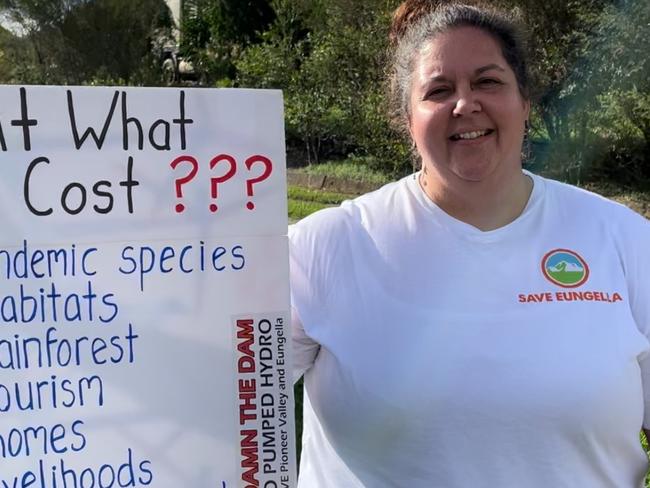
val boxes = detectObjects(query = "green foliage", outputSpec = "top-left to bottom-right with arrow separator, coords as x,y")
180,0 -> 274,82
586,89 -> 650,185
287,181 -> 350,223
288,185 -> 350,205
0,0 -> 172,85
640,432 -> 650,488
287,198 -> 328,220
237,0 -> 410,175
0,25 -> 19,80
295,159 -> 392,186
1,0 -> 647,185
585,1 -> 650,184
526,0 -> 650,185
236,0 -> 649,184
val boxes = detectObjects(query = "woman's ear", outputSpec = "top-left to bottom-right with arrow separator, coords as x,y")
523,99 -> 531,121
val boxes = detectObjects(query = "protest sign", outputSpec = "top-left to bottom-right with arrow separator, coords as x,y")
0,86 -> 295,488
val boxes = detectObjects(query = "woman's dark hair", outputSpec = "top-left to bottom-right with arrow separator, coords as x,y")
389,0 -> 531,134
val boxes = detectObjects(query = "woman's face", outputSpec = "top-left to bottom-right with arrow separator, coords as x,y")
409,27 -> 529,185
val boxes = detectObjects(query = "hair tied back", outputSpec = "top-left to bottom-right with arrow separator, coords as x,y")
390,0 -> 456,46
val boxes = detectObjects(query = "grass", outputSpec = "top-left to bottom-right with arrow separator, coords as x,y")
293,160 -> 650,218
288,199 -> 329,221
641,432 -> 650,488
294,160 -> 392,187
287,185 -> 351,222
288,186 -> 351,205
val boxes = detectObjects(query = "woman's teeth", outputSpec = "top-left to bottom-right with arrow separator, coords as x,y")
451,130 -> 491,141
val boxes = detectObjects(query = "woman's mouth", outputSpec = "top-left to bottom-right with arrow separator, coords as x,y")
449,129 -> 494,141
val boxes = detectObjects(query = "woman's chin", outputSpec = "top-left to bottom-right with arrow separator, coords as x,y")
448,159 -> 498,183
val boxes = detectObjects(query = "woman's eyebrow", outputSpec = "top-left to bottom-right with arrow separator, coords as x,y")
424,64 -> 506,85
427,75 -> 449,81
475,64 -> 506,75
423,74 -> 450,85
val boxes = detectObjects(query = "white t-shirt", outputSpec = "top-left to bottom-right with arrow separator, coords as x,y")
289,171 -> 650,488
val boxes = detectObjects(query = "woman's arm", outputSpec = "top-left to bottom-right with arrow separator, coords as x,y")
291,307 -> 320,384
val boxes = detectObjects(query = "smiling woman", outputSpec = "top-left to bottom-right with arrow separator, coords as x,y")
410,26 -> 531,229
390,2 -> 533,231
289,1 -> 650,487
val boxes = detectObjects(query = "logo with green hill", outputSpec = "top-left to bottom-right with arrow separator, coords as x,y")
541,249 -> 589,288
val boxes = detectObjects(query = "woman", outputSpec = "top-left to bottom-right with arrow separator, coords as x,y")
289,1 -> 650,486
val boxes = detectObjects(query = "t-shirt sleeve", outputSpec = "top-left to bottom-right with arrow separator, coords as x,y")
619,209 -> 650,428
288,216 -> 330,384
290,306 -> 319,384
288,207 -> 349,384
288,220 -> 321,383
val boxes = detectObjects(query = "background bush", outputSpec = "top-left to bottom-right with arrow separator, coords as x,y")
0,0 -> 647,184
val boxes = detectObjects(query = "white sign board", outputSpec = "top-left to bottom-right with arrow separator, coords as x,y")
0,86 -> 296,488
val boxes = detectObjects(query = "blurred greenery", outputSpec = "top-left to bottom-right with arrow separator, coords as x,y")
640,430 -> 650,488
288,185 -> 351,205
0,0 -> 173,84
294,159 -> 393,186
1,0 -> 647,185
288,198 -> 328,221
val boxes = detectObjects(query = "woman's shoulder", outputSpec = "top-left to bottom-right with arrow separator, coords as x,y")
540,175 -> 649,228
289,177 -> 411,241
288,180 -> 410,309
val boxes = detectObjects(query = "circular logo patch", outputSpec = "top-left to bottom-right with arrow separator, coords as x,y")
541,249 -> 589,288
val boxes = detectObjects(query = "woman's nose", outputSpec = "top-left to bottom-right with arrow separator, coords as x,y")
452,89 -> 481,117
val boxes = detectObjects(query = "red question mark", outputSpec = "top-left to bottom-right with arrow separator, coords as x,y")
244,155 -> 273,210
170,155 -> 199,213
209,154 -> 238,212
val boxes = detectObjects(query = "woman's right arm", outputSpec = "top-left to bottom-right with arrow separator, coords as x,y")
291,306 -> 320,384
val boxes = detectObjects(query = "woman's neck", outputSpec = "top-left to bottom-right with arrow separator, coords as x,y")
419,166 -> 533,231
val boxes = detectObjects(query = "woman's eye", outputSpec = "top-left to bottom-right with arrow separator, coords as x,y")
478,78 -> 501,86
425,87 -> 449,98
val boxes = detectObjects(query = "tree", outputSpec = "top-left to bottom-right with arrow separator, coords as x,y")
237,0 -> 410,171
514,0 -> 649,184
0,0 -> 173,84
575,0 -> 650,183
180,0 -> 275,82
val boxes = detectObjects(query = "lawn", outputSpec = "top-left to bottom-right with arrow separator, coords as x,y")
293,160 -> 392,187
287,185 -> 351,223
